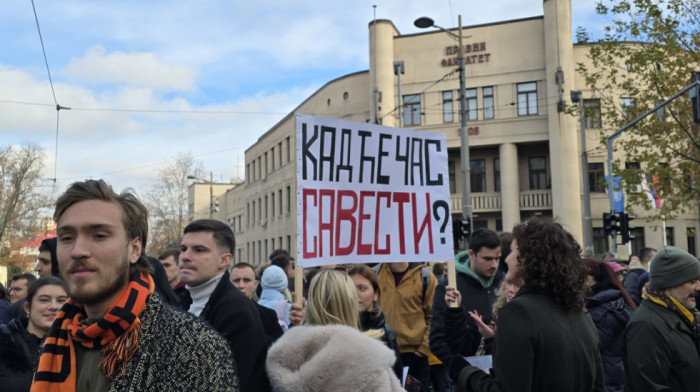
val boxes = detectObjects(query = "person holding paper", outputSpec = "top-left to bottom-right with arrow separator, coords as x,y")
449,217 -> 604,391
431,229 -> 504,362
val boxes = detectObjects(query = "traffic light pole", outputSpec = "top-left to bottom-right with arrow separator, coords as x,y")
606,76 -> 700,253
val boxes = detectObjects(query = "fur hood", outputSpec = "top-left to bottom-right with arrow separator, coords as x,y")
266,324 -> 403,392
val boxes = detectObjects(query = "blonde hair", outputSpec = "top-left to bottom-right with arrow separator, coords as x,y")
306,270 -> 360,328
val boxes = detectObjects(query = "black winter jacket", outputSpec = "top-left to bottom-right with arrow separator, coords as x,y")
196,271 -> 269,392
623,300 -> 700,391
586,289 -> 633,392
0,318 -> 42,392
360,308 -> 404,379
430,270 -> 503,361
457,289 -> 604,392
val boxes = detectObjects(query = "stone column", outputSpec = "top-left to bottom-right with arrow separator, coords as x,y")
369,20 -> 399,127
500,143 -> 520,232
543,0 -> 583,241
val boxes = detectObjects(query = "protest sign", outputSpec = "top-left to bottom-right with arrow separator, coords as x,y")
296,114 -> 453,268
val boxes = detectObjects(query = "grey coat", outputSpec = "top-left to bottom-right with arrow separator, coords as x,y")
109,293 -> 239,392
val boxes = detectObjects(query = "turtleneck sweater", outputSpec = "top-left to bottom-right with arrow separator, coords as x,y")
186,273 -> 224,317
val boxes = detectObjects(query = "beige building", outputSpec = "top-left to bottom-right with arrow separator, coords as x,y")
199,0 -> 699,266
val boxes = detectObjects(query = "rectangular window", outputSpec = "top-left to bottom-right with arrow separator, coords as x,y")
278,189 -> 283,216
251,161 -> 256,182
286,137 -> 291,163
251,201 -> 255,225
279,141 -> 283,166
625,162 -> 642,193
688,228 -> 697,257
666,227 -> 675,246
630,227 -> 645,255
258,241 -> 262,264
588,162 -> 605,193
593,228 -> 609,255
246,203 -> 250,227
264,195 -> 268,219
584,99 -> 602,128
443,91 -> 454,123
271,192 -> 275,217
517,82 -> 538,116
403,94 -> 421,126
483,87 -> 494,119
621,97 -> 636,121
287,235 -> 291,253
271,147 -> 275,171
246,164 -> 250,183
466,88 -> 478,121
470,159 -> 486,193
529,156 -> 547,190
286,186 -> 291,213
258,198 -> 262,223
448,160 -> 456,193
494,158 -> 501,192
257,157 -> 262,179
264,152 -> 268,175
265,239 -> 268,260
251,242 -> 254,263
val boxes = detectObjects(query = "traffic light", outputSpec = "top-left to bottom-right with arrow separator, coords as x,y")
459,219 -> 471,239
603,212 -> 619,236
620,212 -> 635,244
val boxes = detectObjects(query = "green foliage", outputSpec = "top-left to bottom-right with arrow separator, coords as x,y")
577,0 -> 700,218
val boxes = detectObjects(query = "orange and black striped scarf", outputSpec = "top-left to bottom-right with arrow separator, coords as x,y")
31,271 -> 155,392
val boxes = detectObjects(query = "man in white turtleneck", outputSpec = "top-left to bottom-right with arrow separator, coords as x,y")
179,219 -> 269,392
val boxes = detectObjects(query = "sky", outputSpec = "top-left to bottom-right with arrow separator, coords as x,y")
0,0 -> 608,201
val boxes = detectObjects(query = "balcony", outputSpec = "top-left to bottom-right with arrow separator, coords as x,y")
450,189 -> 552,213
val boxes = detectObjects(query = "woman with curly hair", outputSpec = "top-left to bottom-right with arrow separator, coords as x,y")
448,217 -> 604,392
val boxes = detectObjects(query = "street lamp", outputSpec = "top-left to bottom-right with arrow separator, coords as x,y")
415,15 -> 472,246
187,171 -> 214,219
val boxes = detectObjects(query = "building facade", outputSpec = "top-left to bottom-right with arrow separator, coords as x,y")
200,0 -> 699,266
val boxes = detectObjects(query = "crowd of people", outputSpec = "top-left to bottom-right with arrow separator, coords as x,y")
0,178 -> 699,392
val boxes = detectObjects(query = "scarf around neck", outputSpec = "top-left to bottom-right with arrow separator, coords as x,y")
643,287 -> 700,338
31,271 -> 155,392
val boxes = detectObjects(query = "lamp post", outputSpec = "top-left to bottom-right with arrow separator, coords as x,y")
187,171 -> 214,219
415,15 -> 472,246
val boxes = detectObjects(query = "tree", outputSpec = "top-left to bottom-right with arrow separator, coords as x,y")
0,144 -> 48,267
576,0 -> 700,219
145,152 -> 205,256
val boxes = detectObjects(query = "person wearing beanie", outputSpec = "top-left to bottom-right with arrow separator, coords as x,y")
623,246 -> 700,391
258,265 -> 292,328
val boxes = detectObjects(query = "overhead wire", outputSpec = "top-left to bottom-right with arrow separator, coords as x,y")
30,0 -> 61,201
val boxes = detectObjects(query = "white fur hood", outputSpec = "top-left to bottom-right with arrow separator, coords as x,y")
266,324 -> 403,392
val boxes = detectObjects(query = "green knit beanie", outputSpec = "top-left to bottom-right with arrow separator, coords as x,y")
649,246 -> 700,289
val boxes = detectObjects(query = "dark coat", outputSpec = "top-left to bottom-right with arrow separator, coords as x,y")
0,318 -> 42,392
622,269 -> 644,299
623,300 -> 700,391
360,308 -> 404,380
586,289 -> 633,392
197,271 -> 269,392
255,301 -> 284,347
457,289 -> 604,392
109,292 -> 239,391
430,270 -> 503,361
